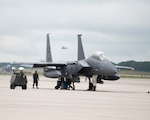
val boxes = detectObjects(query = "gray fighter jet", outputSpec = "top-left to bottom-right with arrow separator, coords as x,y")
33,34 -> 134,91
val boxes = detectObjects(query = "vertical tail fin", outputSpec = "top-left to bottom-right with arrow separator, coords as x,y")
46,33 -> 52,62
78,34 -> 85,60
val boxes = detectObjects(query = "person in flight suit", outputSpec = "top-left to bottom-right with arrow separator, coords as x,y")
33,70 -> 39,89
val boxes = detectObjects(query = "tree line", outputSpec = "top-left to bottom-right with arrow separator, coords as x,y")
117,60 -> 150,72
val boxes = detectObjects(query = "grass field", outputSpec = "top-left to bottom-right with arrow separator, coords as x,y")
118,70 -> 150,78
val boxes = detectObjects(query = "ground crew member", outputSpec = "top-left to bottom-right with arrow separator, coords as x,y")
33,70 -> 39,89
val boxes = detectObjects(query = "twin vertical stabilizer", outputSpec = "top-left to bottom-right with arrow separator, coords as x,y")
78,34 -> 85,60
46,34 -> 52,62
46,34 -> 85,62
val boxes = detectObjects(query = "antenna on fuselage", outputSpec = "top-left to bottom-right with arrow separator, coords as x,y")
46,33 -> 52,62
78,34 -> 85,60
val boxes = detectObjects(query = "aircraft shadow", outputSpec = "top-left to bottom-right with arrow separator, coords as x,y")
36,87 -> 143,93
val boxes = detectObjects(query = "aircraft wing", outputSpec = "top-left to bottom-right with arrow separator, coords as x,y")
115,65 -> 134,71
33,62 -> 66,67
21,61 -> 77,68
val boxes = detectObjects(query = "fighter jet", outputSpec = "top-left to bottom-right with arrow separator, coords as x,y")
61,46 -> 68,49
33,34 -> 134,91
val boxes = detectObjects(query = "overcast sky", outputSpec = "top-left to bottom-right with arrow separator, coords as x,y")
0,0 -> 150,63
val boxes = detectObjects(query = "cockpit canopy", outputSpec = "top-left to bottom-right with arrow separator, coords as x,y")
91,51 -> 107,61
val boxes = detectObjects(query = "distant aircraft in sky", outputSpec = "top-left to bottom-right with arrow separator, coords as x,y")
61,46 -> 68,49
31,34 -> 134,91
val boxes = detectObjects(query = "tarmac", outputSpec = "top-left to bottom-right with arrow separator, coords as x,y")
0,75 -> 150,120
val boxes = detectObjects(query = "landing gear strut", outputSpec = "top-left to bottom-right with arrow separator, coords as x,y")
97,75 -> 104,84
87,76 -> 97,91
87,75 -> 104,91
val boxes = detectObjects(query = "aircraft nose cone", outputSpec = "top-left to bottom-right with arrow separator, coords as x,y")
103,62 -> 117,75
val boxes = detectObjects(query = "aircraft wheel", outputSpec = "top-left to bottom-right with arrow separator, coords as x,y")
10,84 -> 13,89
93,86 -> 96,91
100,81 -> 104,84
10,83 -> 15,89
55,86 -> 59,89
72,86 -> 75,90
22,84 -> 27,90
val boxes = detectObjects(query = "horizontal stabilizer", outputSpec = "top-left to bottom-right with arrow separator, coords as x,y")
33,61 -> 77,68
33,62 -> 66,67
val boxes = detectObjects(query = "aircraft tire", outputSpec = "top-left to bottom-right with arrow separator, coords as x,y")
93,86 -> 96,91
10,84 -> 13,89
55,86 -> 59,89
22,84 -> 27,90
10,83 -> 15,89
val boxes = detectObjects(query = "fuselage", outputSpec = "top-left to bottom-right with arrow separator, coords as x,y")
86,56 -> 117,76
43,51 -> 119,81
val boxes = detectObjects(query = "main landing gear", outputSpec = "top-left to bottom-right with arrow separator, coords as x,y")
87,75 -> 104,91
